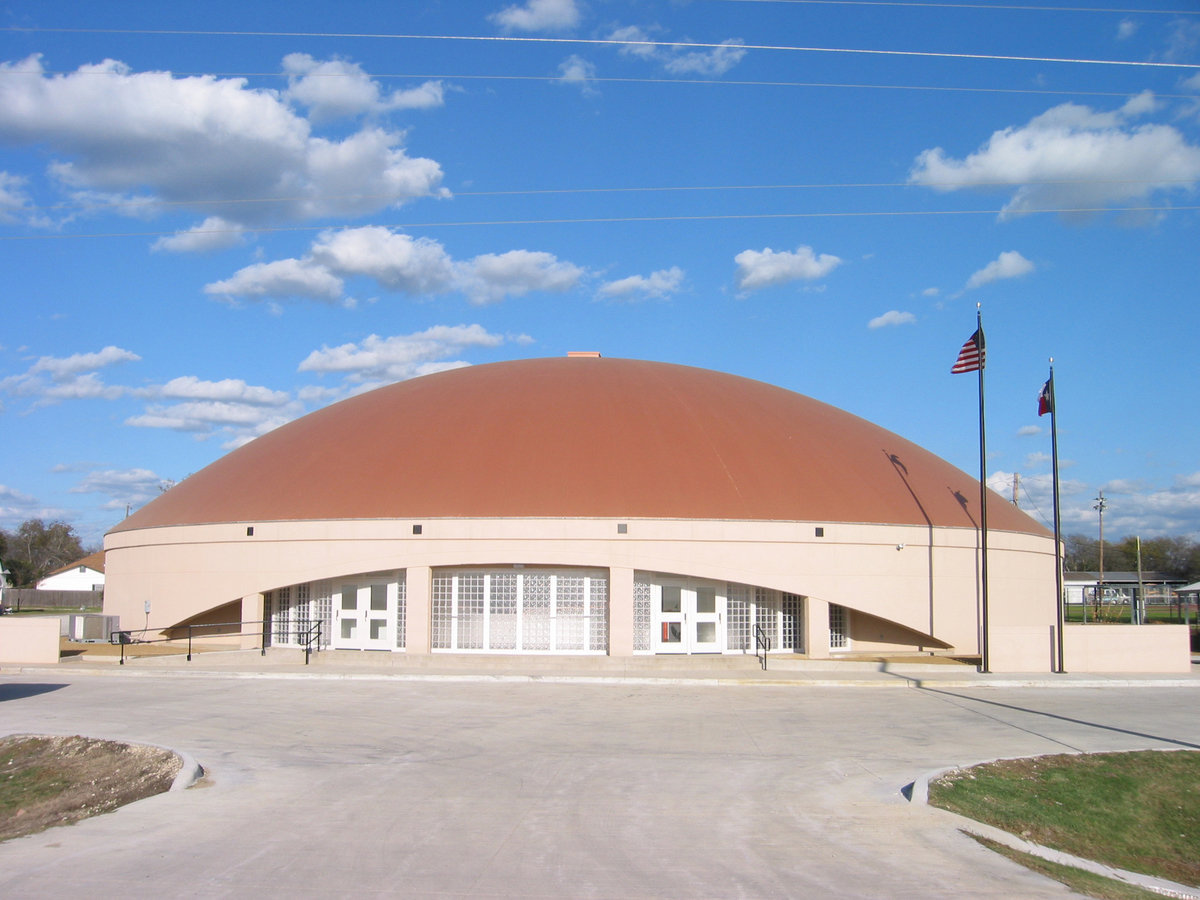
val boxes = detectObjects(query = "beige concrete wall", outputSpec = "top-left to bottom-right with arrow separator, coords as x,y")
1064,624 -> 1191,673
0,617 -> 60,664
105,516 -> 1057,662
988,626 -> 1055,673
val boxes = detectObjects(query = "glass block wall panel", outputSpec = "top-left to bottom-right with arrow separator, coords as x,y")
457,573 -> 485,650
489,573 -> 519,650
633,577 -> 652,652
588,575 -> 608,651
274,586 -> 292,644
432,574 -> 454,649
781,593 -> 804,652
314,581 -> 332,648
295,582 -> 312,646
556,575 -> 586,651
395,575 -> 407,650
829,604 -> 849,649
262,591 -> 274,648
754,587 -> 779,647
725,583 -> 750,651
522,573 -> 552,651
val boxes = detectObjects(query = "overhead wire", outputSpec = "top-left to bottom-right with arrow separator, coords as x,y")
4,27 -> 1199,70
2,205 -> 1198,241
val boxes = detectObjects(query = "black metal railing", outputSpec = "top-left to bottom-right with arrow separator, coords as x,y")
112,619 -> 324,666
754,623 -> 770,671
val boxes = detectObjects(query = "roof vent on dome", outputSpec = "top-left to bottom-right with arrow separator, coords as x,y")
566,351 -> 601,357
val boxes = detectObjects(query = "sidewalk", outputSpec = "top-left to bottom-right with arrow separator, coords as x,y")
9,646 -> 1200,688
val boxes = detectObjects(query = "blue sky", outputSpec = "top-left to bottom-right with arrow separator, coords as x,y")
1,0 -> 1198,547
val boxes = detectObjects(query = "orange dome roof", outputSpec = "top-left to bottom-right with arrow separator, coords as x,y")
114,357 -> 1045,534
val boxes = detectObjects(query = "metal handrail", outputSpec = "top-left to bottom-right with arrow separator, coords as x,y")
113,618 -> 325,665
754,623 -> 770,671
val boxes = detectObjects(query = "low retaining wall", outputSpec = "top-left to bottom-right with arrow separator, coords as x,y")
1064,624 -> 1191,673
0,617 -> 60,665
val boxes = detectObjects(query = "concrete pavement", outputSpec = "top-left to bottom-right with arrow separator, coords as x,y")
1,661 -> 1199,898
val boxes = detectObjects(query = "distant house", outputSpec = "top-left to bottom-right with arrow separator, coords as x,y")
36,551 -> 105,592
1064,571 -> 1186,605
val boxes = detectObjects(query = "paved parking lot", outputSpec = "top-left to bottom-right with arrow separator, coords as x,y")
2,671 -> 1198,898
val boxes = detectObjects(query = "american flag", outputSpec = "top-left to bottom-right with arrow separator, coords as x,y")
951,328 -> 985,374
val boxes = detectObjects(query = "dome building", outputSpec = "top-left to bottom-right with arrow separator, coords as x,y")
105,354 -> 1063,669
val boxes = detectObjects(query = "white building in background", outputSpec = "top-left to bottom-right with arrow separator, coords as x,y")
37,551 -> 105,592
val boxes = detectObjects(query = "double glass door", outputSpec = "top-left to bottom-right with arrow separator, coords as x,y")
652,581 -> 723,654
333,577 -> 396,650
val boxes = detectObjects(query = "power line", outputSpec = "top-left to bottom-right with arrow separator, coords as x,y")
4,66 -> 1192,101
16,177 -> 1200,215
711,0 -> 1200,13
2,204 -> 1197,241
5,27 -> 1198,70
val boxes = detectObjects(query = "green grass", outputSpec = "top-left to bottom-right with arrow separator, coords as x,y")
929,751 -> 1200,887
967,835 -> 1172,900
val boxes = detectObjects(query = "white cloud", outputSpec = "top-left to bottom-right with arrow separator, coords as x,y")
204,258 -> 345,303
1117,19 -> 1139,40
490,0 -> 581,32
458,250 -> 584,305
609,25 -> 659,59
208,227 -> 586,306
662,40 -> 747,77
909,93 -> 1200,218
558,55 -> 598,91
734,245 -> 842,293
29,346 -> 140,379
283,54 -> 445,121
867,310 -> 916,329
607,27 -> 746,77
1017,425 -> 1043,437
0,55 -> 447,228
311,226 -> 456,294
921,287 -> 940,297
152,217 -> 246,253
0,346 -> 140,408
298,324 -> 509,384
0,171 -> 34,224
148,376 -> 291,406
70,468 -> 168,510
597,267 -> 684,301
965,250 -> 1034,290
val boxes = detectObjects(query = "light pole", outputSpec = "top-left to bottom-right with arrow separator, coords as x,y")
1093,490 -> 1107,618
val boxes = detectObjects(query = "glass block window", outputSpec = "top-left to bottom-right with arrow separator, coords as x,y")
273,586 -> 292,644
522,573 -> 552,651
753,587 -> 779,648
295,583 -> 312,645
633,577 -> 652,653
725,583 -> 750,651
588,575 -> 608,651
432,574 -> 454,650
262,591 -> 274,648
829,604 -> 849,650
395,575 -> 407,650
432,568 -> 608,654
314,581 -> 332,649
489,573 -> 519,650
781,593 -> 804,652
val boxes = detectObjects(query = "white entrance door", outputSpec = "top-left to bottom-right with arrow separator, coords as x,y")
333,578 -> 395,650
652,581 -> 724,654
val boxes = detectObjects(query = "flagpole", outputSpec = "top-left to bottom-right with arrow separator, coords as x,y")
976,305 -> 990,673
1048,361 -> 1065,673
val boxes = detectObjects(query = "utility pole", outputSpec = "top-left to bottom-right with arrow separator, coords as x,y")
1011,472 -> 1020,508
1094,490 -> 1107,617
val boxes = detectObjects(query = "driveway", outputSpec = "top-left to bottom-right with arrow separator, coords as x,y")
1,673 -> 1197,898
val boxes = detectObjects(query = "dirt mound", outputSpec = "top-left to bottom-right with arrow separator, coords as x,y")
0,734 -> 183,842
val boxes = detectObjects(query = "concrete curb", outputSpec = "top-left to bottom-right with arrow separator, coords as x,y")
5,661 -> 1200,689
912,758 -> 1200,900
